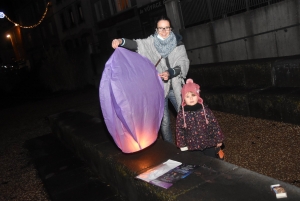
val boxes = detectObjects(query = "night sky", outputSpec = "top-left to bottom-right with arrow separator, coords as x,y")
0,0 -> 18,35
0,1 -> 14,18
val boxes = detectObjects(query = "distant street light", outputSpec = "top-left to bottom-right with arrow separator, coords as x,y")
6,34 -> 13,47
6,27 -> 25,61
6,34 -> 13,44
6,33 -> 16,58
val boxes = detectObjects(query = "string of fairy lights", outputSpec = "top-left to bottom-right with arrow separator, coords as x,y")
4,2 -> 51,28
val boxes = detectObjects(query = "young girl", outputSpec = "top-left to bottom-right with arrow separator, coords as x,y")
175,79 -> 225,158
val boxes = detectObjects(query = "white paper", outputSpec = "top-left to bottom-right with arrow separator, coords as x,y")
180,147 -> 188,151
136,159 -> 182,182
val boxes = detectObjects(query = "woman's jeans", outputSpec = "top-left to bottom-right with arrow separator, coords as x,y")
161,90 -> 178,144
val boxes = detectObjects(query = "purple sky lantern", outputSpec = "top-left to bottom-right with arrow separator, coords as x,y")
99,48 -> 164,153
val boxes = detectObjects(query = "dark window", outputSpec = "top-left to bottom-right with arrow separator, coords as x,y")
111,0 -> 117,14
115,0 -> 130,12
69,10 -> 75,26
60,13 -> 67,30
77,4 -> 84,22
94,0 -> 112,21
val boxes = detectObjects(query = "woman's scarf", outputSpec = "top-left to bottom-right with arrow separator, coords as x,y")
154,31 -> 177,58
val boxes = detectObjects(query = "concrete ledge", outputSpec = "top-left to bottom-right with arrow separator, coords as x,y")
48,110 -> 300,201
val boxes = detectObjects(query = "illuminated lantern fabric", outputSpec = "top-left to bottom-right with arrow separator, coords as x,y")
99,47 -> 164,153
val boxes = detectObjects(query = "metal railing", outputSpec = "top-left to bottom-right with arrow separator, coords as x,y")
180,0 -> 285,28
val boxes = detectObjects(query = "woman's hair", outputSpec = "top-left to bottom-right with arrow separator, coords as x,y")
154,15 -> 173,29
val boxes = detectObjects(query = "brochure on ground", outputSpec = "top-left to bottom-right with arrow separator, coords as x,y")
136,159 -> 199,189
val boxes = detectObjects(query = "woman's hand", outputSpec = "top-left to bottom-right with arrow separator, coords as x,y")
216,143 -> 222,148
112,39 -> 122,49
159,71 -> 170,80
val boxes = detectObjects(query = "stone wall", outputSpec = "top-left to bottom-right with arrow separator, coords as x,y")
187,57 -> 300,125
181,0 -> 300,65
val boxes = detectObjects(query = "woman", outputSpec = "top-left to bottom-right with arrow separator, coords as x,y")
111,16 -> 189,144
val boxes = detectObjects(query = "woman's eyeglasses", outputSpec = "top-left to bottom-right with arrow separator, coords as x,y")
156,27 -> 171,32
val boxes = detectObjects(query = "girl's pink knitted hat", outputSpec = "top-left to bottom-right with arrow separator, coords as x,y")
181,79 -> 203,106
181,79 -> 208,127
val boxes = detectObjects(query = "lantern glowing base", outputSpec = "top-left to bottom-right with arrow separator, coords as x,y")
119,131 -> 157,153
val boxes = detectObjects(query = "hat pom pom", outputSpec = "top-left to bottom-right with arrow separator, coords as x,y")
186,79 -> 194,84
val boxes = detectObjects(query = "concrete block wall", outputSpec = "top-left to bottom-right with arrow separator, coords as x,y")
188,57 -> 300,124
181,0 -> 300,65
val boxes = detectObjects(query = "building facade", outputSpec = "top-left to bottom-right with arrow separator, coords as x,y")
8,0 -> 168,88
89,0 -> 166,85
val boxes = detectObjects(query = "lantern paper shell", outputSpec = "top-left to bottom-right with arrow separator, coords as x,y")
99,47 -> 164,153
